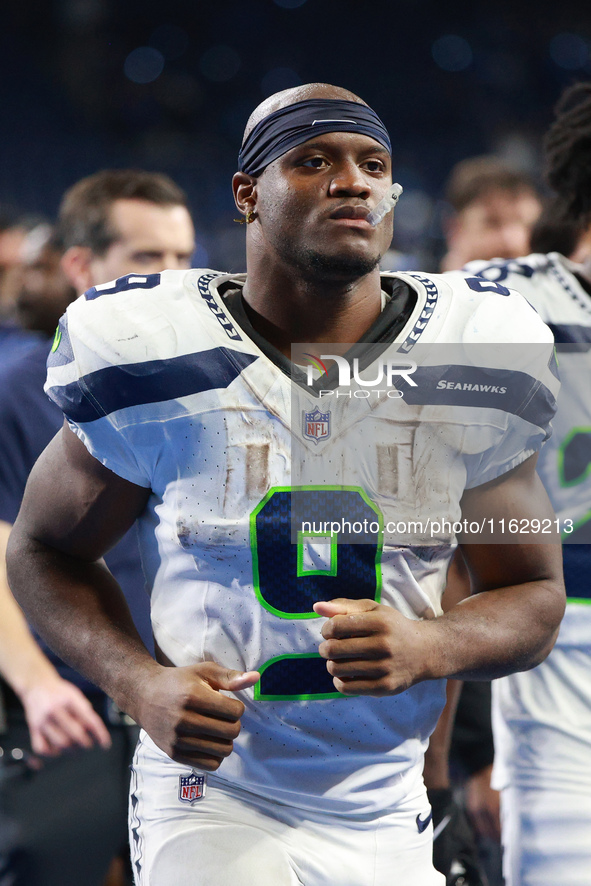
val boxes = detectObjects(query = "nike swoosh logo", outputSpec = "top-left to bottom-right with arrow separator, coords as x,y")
312,119 -> 357,125
416,810 -> 433,833
432,813 -> 452,841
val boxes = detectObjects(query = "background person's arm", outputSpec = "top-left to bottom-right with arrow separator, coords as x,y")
423,549 -> 471,791
7,423 -> 259,770
0,520 -> 111,755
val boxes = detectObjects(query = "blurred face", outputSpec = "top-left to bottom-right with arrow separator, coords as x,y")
252,132 -> 393,282
0,225 -> 27,269
88,198 -> 195,285
0,225 -> 28,313
448,189 -> 541,267
16,244 -> 76,335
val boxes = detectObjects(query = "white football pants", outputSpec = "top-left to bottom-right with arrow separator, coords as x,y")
129,731 -> 444,886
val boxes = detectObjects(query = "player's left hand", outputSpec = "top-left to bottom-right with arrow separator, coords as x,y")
313,598 -> 428,695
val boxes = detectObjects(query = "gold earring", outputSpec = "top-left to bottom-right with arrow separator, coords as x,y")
233,208 -> 257,224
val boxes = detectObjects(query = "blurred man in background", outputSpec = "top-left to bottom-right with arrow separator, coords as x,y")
0,207 -> 28,321
57,169 -> 195,293
0,208 -> 45,364
440,156 -> 542,272
0,169 -> 195,886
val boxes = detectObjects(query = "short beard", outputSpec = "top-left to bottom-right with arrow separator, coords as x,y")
284,245 -> 380,286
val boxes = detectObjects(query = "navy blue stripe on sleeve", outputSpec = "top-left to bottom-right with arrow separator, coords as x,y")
547,323 -> 591,346
563,544 -> 591,595
46,348 -> 258,422
401,365 -> 556,430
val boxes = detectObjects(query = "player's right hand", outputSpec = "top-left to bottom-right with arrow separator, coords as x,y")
21,676 -> 112,757
136,662 -> 260,771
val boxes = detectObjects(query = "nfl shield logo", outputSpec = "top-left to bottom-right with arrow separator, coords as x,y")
303,407 -> 331,444
178,773 -> 206,804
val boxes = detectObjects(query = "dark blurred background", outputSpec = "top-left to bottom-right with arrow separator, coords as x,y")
2,0 -> 590,270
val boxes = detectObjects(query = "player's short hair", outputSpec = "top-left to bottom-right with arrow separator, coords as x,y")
544,82 -> 591,228
57,169 -> 189,256
445,156 -> 538,213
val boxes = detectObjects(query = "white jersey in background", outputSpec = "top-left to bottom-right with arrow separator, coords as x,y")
467,252 -> 591,886
44,267 -> 555,816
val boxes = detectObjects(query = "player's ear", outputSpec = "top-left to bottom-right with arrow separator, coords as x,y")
61,246 -> 94,295
232,172 -> 257,218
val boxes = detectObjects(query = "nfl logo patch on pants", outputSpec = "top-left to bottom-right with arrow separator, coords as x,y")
178,773 -> 206,804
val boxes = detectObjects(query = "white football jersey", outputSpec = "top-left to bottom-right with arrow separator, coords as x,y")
467,253 -> 591,790
467,253 -> 591,617
45,268 -> 556,814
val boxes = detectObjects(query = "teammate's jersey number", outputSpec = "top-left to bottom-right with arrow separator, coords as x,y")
464,276 -> 511,296
250,486 -> 383,701
467,259 -> 537,284
85,273 -> 162,301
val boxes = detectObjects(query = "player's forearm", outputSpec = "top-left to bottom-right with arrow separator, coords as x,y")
6,529 -> 159,719
420,576 -> 564,681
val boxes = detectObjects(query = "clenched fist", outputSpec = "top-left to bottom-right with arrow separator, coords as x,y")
135,662 -> 260,770
314,598 -> 430,696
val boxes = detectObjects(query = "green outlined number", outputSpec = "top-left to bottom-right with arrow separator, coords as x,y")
250,486 -> 383,700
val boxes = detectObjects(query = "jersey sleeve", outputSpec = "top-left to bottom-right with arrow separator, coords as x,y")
44,287 -> 159,488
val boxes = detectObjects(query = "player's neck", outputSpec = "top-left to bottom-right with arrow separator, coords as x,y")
241,262 -> 383,358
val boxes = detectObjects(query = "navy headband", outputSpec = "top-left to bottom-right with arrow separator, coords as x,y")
238,98 -> 392,177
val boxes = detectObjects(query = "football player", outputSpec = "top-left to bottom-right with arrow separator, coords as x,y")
466,81 -> 591,886
7,83 -> 564,886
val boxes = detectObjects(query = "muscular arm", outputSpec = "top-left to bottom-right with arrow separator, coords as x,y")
315,454 -> 565,692
7,424 -> 154,705
437,453 -> 564,679
7,423 -> 259,769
